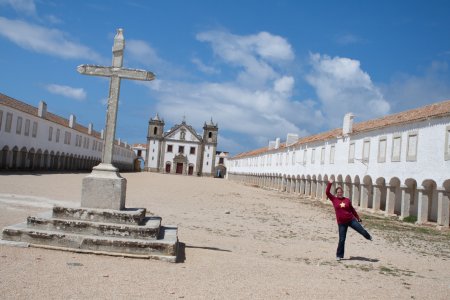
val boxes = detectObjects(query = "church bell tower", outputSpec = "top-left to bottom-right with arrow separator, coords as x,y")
145,114 -> 165,171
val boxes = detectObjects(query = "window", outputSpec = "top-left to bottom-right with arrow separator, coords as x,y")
406,132 -> 418,161
56,129 -> 60,143
330,145 -> 335,164
48,126 -> 53,141
391,134 -> 401,162
348,142 -> 355,163
362,139 -> 370,163
303,149 -> 307,165
190,147 -> 195,155
32,121 -> 38,138
64,131 -> 71,144
378,137 -> 387,163
153,127 -> 157,135
311,148 -> 315,164
86,138 -> 89,149
178,146 -> 184,154
16,117 -> 22,134
219,157 -> 224,164
445,126 -> 450,160
320,147 -> 325,164
24,119 -> 30,136
167,144 -> 173,152
0,110 -> 3,131
208,132 -> 212,138
5,112 -> 12,132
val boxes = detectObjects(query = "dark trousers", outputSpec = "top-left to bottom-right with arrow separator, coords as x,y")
337,219 -> 371,258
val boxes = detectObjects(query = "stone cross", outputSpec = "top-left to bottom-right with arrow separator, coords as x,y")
78,29 -> 155,210
77,28 -> 155,167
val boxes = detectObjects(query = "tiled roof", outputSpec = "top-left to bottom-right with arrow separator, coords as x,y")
232,99 -> 450,159
1,92 -> 105,143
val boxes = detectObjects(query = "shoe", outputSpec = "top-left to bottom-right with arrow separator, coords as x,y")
369,236 -> 373,241
336,257 -> 342,261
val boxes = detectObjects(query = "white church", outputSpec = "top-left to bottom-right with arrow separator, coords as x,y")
144,114 -> 219,176
0,93 -> 136,171
227,100 -> 450,229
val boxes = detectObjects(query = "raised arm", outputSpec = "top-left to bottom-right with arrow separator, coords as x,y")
326,179 -> 334,200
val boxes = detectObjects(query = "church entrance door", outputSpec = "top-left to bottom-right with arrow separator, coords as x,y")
165,163 -> 171,173
176,163 -> 183,174
188,165 -> 193,175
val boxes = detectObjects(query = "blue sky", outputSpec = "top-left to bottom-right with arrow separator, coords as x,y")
1,0 -> 449,155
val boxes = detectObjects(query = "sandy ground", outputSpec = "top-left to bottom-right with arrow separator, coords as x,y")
0,172 -> 449,300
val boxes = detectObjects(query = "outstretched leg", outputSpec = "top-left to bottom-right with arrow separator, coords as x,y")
337,223 -> 348,259
349,219 -> 372,240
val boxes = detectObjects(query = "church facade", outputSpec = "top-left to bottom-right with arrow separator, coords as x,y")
227,100 -> 450,228
145,115 -> 218,176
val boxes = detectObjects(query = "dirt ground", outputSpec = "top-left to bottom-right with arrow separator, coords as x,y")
0,172 -> 449,299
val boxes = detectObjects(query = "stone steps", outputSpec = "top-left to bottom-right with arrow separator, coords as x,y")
1,206 -> 179,262
27,213 -> 161,239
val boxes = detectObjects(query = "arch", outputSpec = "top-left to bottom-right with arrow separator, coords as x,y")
374,177 -> 387,212
344,175 -> 352,198
440,180 -> 450,227
420,179 -> 438,223
403,178 -> 418,219
0,145 -> 10,169
361,175 -> 373,209
387,177 -> 402,216
165,161 -> 171,173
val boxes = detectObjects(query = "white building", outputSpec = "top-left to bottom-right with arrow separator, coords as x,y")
228,100 -> 450,228
145,115 -> 218,176
131,143 -> 147,171
214,151 -> 229,178
0,93 -> 136,171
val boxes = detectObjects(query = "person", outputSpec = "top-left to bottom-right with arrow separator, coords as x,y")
326,179 -> 372,261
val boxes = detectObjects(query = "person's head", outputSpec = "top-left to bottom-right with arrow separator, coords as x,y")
336,186 -> 344,198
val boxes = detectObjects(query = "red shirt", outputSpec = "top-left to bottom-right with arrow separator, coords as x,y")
326,182 -> 360,224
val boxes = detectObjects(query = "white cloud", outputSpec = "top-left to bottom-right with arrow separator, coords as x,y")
191,57 -> 220,75
45,84 -> 86,101
335,33 -> 361,45
306,53 -> 390,127
196,30 -> 294,87
0,17 -> 102,61
0,0 -> 36,15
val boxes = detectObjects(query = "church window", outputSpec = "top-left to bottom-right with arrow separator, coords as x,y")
190,147 -> 195,155
362,140 -> 370,163
348,142 -> 355,163
208,131 -> 212,138
330,145 -> 335,164
378,137 -> 387,163
391,134 -> 401,162
167,145 -> 173,152
207,153 -> 209,158
406,132 -> 418,161
0,110 -> 3,131
445,126 -> 450,160
48,127 -> 53,141
152,156 -> 154,160
5,112 -> 12,133
178,146 -> 184,154
16,117 -> 22,134
153,127 -> 158,135
56,128 -> 60,143
152,148 -> 155,152
24,119 -> 30,136
219,157 -> 224,164
206,161 -> 209,165
31,121 -> 38,138
311,148 -> 315,164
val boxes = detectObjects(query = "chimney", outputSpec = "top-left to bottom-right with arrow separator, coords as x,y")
343,113 -> 355,136
286,133 -> 299,146
268,141 -> 276,150
69,114 -> 76,128
38,101 -> 47,118
88,123 -> 93,135
275,138 -> 280,149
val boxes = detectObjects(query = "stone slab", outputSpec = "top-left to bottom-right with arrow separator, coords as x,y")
52,206 -> 146,225
27,214 -> 161,239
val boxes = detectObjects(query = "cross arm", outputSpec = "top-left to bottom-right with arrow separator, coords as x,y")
77,65 -> 155,81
